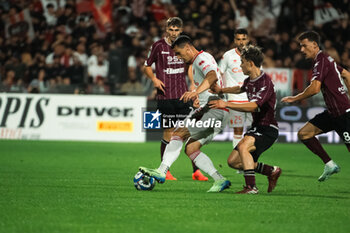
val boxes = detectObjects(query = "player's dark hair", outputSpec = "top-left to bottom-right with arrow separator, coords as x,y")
167,17 -> 183,28
241,45 -> 264,67
171,35 -> 191,49
298,31 -> 320,46
234,28 -> 248,37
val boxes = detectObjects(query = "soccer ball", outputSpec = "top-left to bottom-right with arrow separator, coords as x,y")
133,171 -> 156,191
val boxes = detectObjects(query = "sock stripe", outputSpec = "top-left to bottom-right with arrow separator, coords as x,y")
161,139 -> 169,144
244,169 -> 255,176
171,136 -> 183,142
189,150 -> 201,161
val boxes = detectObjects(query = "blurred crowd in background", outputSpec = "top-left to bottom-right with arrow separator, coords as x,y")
0,0 -> 349,99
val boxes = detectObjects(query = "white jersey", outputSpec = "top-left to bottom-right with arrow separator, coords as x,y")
192,51 -> 226,106
219,48 -> 249,102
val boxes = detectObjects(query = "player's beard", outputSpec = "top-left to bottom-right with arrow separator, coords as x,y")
169,36 -> 177,43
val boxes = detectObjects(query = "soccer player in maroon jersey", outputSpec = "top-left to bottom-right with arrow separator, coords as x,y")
143,17 -> 208,181
209,45 -> 282,194
281,31 -> 350,182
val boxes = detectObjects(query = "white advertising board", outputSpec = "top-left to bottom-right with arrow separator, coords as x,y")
0,93 -> 146,142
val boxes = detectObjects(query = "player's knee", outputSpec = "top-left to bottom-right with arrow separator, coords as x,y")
298,129 -> 310,140
184,144 -> 197,156
227,156 -> 241,169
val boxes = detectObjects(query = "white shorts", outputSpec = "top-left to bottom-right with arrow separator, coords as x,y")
228,109 -> 252,128
185,107 -> 229,145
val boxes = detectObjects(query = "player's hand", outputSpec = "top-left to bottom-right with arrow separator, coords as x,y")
152,78 -> 165,93
281,96 -> 296,103
209,99 -> 226,109
209,84 -> 222,94
180,91 -> 198,103
193,98 -> 200,108
189,83 -> 196,92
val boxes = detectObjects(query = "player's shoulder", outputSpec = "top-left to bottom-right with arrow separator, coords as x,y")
195,51 -> 215,65
193,51 -> 206,63
262,72 -> 275,85
316,50 -> 333,63
150,38 -> 168,50
222,48 -> 237,57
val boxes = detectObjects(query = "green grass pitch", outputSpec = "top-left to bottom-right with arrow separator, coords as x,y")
0,140 -> 349,233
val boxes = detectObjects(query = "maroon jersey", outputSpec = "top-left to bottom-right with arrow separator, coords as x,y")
145,38 -> 188,100
242,72 -> 278,128
312,51 -> 350,117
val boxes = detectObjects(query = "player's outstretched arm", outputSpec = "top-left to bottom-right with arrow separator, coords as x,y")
187,64 -> 195,91
222,86 -> 242,94
209,100 -> 258,112
209,85 -> 242,94
341,69 -> 350,95
281,79 -> 321,103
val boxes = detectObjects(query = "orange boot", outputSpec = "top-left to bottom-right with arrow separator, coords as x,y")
166,171 -> 177,180
192,169 -> 208,181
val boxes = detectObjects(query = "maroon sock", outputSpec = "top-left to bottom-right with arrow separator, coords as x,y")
301,137 -> 331,164
243,169 -> 256,187
192,161 -> 199,173
255,162 -> 274,176
160,139 -> 169,162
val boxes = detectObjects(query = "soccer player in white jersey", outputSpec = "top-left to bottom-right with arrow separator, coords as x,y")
219,28 -> 252,148
140,35 -> 231,192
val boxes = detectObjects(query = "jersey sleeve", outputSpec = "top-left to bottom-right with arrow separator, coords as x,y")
241,78 -> 248,92
311,57 -> 326,83
252,79 -> 273,107
218,54 -> 228,73
196,54 -> 217,77
336,64 -> 344,73
144,44 -> 158,66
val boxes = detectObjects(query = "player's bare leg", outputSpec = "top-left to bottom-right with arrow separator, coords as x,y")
299,122 -> 340,181
228,149 -> 281,192
227,149 -> 243,170
235,136 -> 258,194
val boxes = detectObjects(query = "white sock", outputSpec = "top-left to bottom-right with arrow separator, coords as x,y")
158,163 -> 169,175
232,135 -> 243,148
158,137 -> 183,174
193,152 -> 223,181
326,160 -> 337,167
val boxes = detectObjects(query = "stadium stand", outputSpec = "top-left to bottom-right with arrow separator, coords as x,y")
0,0 -> 349,103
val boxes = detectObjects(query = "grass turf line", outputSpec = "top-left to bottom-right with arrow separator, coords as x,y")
0,140 -> 349,233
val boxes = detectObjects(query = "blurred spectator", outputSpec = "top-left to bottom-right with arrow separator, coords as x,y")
46,55 -> 66,81
120,67 -> 143,95
44,3 -> 57,26
45,43 -> 65,65
73,43 -> 88,66
66,56 -> 85,85
324,39 -> 341,64
150,0 -> 168,23
88,53 -> 109,84
88,77 -> 110,95
229,0 -> 250,29
0,0 -> 349,101
27,68 -> 47,93
56,76 -> 75,94
0,70 -> 16,92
